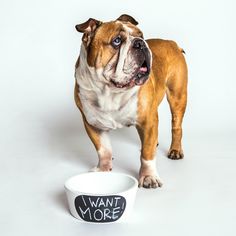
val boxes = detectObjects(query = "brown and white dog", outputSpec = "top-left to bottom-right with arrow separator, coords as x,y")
74,14 -> 188,188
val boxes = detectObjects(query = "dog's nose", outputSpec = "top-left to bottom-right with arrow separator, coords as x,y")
133,39 -> 146,50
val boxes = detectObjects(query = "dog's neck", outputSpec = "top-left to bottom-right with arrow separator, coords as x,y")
75,45 -> 139,112
74,45 -> 139,130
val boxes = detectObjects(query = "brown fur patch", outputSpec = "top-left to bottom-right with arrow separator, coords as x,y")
86,21 -> 143,68
137,39 -> 187,162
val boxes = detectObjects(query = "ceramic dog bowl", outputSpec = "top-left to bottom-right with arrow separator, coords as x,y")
64,172 -> 138,223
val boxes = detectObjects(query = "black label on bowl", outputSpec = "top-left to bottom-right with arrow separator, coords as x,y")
74,195 -> 126,223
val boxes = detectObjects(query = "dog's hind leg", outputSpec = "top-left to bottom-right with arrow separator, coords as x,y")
166,54 -> 188,160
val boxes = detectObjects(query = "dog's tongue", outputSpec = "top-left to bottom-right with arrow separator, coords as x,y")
139,66 -> 148,73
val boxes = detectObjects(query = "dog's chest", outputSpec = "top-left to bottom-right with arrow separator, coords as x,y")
79,86 -> 139,131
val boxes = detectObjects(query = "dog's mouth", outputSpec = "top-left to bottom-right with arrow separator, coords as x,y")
135,60 -> 150,85
111,59 -> 150,89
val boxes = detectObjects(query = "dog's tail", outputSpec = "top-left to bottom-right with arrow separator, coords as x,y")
178,46 -> 185,54
179,47 -> 186,54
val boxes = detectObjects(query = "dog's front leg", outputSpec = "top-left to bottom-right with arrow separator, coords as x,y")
136,114 -> 163,188
82,116 -> 112,172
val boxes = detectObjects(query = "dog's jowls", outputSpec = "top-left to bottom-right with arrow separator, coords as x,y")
74,14 -> 188,188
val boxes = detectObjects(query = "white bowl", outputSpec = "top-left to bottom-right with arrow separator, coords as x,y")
64,172 -> 138,223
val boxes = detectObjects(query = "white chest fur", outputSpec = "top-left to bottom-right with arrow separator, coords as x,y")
75,45 -> 140,131
77,81 -> 139,131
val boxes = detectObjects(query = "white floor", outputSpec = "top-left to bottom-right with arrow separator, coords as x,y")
1,95 -> 235,236
1,0 -> 236,235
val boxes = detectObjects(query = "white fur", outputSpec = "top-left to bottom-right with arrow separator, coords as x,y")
113,22 -> 134,79
75,45 -> 139,131
140,158 -> 158,176
100,132 -> 112,153
123,24 -> 134,33
91,132 -> 112,172
114,36 -> 133,78
139,158 -> 163,187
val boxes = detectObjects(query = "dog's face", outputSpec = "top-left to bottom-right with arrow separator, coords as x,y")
75,14 -> 152,89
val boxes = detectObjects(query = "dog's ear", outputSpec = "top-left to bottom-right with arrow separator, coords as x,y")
75,18 -> 102,46
116,14 -> 138,25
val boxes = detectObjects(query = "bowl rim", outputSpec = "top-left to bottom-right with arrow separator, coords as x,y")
64,172 -> 138,196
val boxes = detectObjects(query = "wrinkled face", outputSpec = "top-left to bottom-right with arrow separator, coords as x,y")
76,16 -> 152,89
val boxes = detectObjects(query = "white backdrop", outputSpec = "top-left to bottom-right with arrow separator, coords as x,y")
0,0 -> 236,236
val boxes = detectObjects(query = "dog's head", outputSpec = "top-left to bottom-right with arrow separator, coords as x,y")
75,14 -> 152,89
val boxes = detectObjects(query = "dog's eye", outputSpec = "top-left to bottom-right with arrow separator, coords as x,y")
112,36 -> 122,48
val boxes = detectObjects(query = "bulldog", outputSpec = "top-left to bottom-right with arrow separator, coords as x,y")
74,14 -> 188,188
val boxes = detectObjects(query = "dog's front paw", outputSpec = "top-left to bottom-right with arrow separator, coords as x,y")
139,175 -> 163,188
167,149 -> 184,160
139,158 -> 163,188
